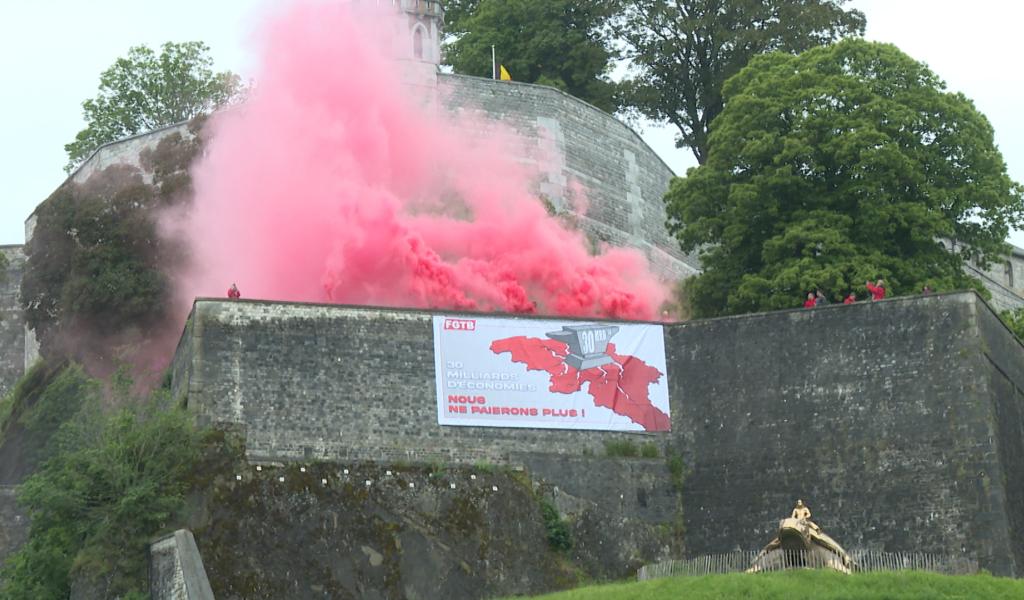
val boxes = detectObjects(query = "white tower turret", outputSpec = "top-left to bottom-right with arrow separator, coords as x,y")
399,0 -> 444,66
363,0 -> 443,98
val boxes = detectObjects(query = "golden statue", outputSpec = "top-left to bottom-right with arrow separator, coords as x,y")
748,500 -> 852,574
791,499 -> 811,520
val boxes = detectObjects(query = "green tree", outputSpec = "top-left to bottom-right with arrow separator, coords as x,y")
23,127 -> 201,363
1,383 -> 201,599
442,0 -> 481,35
666,39 -> 1024,317
617,0 -> 865,164
64,41 -> 240,173
444,0 -> 620,113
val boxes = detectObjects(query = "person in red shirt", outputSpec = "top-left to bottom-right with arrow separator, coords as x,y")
865,279 -> 886,301
228,283 -> 241,299
803,292 -> 816,308
843,292 -> 857,304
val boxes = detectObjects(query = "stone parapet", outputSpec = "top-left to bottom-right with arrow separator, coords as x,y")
150,530 -> 215,600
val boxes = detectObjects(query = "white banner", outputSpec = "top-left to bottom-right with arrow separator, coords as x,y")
433,315 -> 670,432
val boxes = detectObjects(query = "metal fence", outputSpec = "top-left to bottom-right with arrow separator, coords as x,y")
637,550 -> 979,581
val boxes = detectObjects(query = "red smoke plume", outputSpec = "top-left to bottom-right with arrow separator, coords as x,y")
175,1 -> 669,320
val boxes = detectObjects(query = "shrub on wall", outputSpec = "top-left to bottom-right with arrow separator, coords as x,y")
1000,307 -> 1024,341
540,499 -> 573,553
604,439 -> 639,457
0,379 -> 203,599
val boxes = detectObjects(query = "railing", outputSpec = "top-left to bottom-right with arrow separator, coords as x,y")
637,550 -> 979,580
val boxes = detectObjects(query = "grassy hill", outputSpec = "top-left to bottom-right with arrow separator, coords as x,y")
510,570 -> 1024,600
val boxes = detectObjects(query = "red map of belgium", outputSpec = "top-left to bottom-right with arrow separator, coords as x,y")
489,336 -> 670,432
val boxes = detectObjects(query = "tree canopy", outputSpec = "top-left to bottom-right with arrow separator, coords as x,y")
24,125 -> 202,364
617,0 -> 865,164
442,0 -> 481,35
64,41 -> 239,173
444,0 -> 620,113
666,39 -> 1024,317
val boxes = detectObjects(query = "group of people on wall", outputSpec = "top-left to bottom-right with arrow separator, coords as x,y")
803,280 -> 937,308
803,279 -> 915,308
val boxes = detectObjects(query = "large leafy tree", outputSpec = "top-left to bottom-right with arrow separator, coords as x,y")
442,0 -> 481,35
444,0 -> 620,113
64,41 -> 239,172
24,126 -> 202,362
617,0 -> 865,164
667,39 -> 1024,317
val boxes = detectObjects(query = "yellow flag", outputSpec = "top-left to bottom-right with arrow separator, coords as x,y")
499,65 -> 512,81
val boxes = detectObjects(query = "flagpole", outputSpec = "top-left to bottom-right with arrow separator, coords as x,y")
491,45 -> 496,80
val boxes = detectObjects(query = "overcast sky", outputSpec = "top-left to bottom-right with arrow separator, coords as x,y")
1,0 -> 1022,246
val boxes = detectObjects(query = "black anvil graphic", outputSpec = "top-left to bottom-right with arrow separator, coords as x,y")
545,324 -> 620,371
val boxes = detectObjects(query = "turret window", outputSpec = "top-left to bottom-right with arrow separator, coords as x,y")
413,26 -> 424,60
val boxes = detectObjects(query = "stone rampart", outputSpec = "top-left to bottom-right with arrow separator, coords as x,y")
667,292 -> 1024,576
172,301 -> 669,465
150,530 -> 215,600
0,245 -> 26,398
440,74 -> 699,279
173,292 -> 1024,575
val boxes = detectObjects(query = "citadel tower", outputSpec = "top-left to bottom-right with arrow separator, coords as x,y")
384,0 -> 445,95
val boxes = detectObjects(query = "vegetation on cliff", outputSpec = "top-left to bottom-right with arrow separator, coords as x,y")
515,570 -> 1024,600
22,123 -> 203,367
0,362 -> 98,483
0,367 -> 203,600
1000,307 -> 1024,341
665,39 -> 1024,317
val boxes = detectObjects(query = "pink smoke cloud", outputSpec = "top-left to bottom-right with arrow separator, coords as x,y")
175,0 -> 669,321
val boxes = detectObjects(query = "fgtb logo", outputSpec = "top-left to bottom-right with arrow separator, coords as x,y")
444,318 -> 476,331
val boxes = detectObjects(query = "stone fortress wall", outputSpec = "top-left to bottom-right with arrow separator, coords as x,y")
964,248 -> 1024,312
173,292 -> 1024,576
171,300 -> 668,465
0,245 -> 26,398
439,74 -> 699,279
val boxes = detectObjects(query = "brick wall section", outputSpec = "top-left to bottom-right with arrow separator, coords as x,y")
666,292 -> 1021,576
173,293 -> 1024,575
0,245 -> 26,398
439,74 -> 699,279
173,300 -> 669,465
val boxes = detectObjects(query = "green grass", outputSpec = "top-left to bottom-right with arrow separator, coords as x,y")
507,570 -> 1024,600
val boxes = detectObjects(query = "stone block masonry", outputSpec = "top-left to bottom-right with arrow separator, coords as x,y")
667,292 -> 1024,576
173,292 -> 1024,576
0,245 -> 26,398
172,300 -> 669,466
150,530 -> 215,600
439,74 -> 700,279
